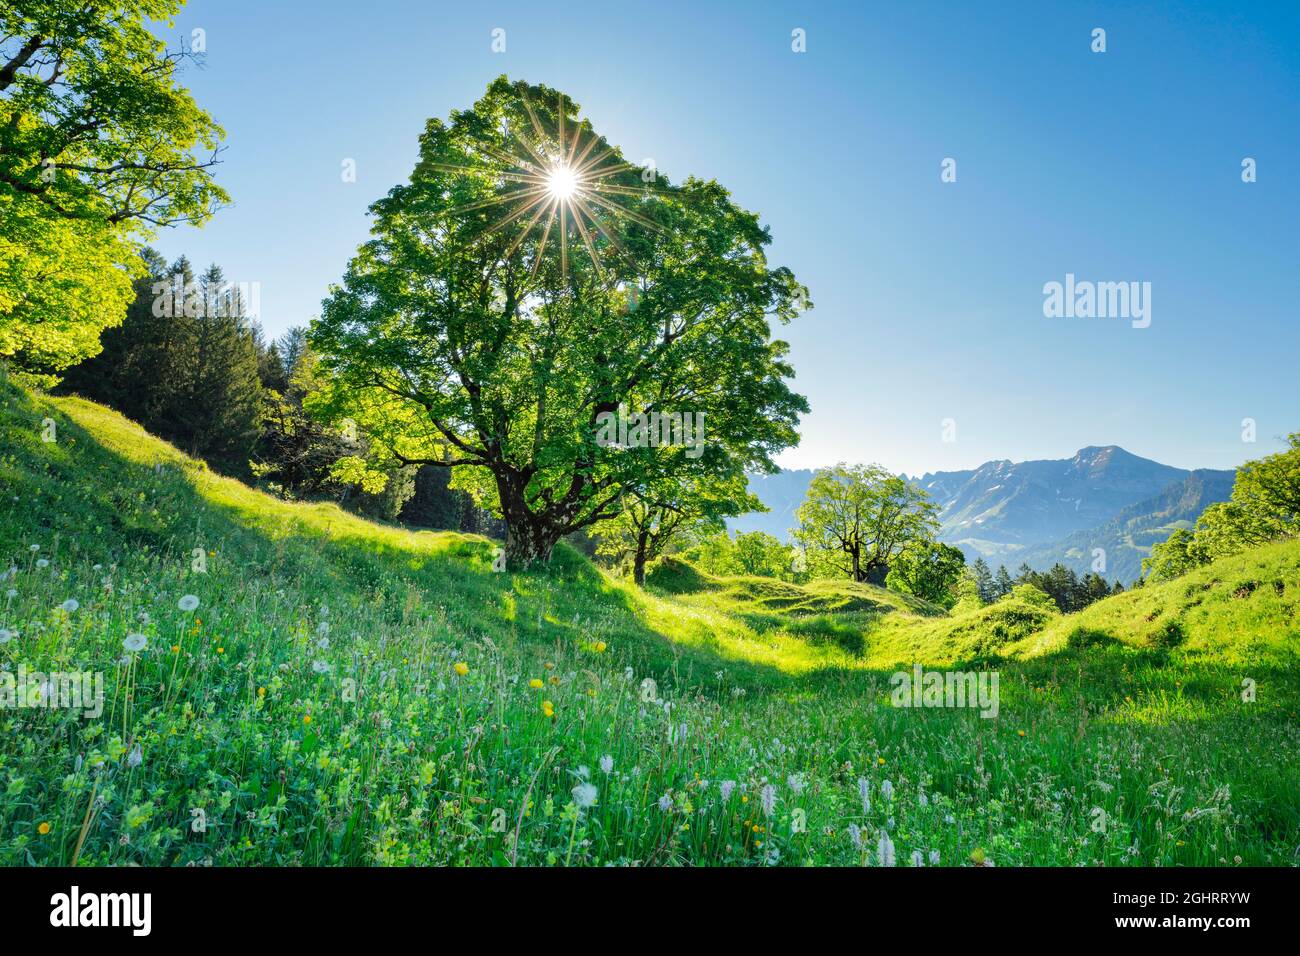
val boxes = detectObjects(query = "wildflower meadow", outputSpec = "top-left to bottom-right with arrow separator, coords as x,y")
2,380 -> 1296,867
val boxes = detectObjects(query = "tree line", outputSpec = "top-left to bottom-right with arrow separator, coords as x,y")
59,248 -> 503,534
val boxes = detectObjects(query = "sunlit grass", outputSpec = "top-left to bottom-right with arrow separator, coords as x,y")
1,378 -> 1296,867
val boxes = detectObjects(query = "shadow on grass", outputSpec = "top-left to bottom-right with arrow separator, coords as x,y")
7,378 -> 1297,714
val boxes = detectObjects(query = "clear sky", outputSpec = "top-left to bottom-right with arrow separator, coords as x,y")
150,0 -> 1299,476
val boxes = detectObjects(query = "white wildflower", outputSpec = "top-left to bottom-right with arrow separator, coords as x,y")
312,660 -> 331,674
880,779 -> 894,802
858,777 -> 871,813
127,743 -> 143,769
847,823 -> 863,850
929,850 -> 940,865
787,773 -> 805,795
122,633 -> 147,653
719,780 -> 736,801
658,793 -> 673,812
878,830 -> 896,867
911,849 -> 924,867
59,599 -> 79,613
0,628 -> 14,644
178,595 -> 200,612
36,559 -> 49,569
599,755 -> 614,775
572,782 -> 598,809
760,783 -> 776,818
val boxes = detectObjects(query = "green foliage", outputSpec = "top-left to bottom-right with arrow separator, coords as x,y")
679,529 -> 798,582
0,1 -> 227,379
310,77 -> 807,566
1143,528 -> 1203,582
253,338 -> 357,498
1145,434 -> 1300,582
971,557 -> 994,603
62,255 -> 264,476
1010,562 -> 1121,613
591,473 -> 757,585
885,540 -> 966,608
794,463 -> 938,583
1008,582 -> 1057,611
733,530 -> 795,578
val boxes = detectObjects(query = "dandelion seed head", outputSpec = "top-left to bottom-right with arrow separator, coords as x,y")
178,595 -> 200,612
123,633 -> 147,652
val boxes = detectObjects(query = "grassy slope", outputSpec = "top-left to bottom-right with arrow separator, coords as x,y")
1,379 -> 1297,866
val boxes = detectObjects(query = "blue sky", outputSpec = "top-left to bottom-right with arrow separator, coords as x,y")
151,0 -> 1299,476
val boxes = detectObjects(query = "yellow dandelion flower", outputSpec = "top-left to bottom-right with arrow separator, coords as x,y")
878,757 -> 886,765
171,645 -> 180,654
38,822 -> 50,835
453,662 -> 469,677
541,700 -> 555,718
595,641 -> 607,653
1017,730 -> 1026,737
303,715 -> 312,725
529,678 -> 544,689
257,687 -> 266,697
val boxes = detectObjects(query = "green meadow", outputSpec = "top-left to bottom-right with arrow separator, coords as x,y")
1,376 -> 1297,866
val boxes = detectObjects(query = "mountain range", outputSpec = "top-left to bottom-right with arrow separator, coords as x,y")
728,446 -> 1235,584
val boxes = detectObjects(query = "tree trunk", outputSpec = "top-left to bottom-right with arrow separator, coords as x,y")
497,472 -> 563,568
632,530 -> 650,586
503,521 -> 559,567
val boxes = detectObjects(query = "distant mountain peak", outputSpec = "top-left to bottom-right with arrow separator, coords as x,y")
730,447 -> 1226,563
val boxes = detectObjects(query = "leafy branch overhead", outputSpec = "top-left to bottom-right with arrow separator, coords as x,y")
0,0 -> 228,382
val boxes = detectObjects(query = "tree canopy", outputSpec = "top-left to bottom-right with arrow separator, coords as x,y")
310,77 -> 808,566
0,0 -> 227,381
793,463 -> 938,583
